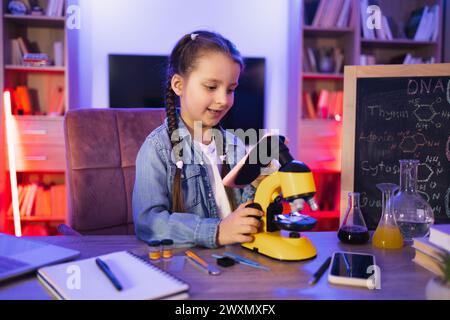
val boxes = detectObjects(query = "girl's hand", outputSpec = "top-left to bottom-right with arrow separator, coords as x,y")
217,200 -> 263,246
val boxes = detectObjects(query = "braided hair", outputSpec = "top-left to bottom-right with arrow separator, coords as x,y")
165,30 -> 243,213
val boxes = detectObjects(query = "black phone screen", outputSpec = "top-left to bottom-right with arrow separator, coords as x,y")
329,252 -> 375,279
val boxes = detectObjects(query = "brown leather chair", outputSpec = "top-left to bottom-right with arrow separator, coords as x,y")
63,108 -> 166,235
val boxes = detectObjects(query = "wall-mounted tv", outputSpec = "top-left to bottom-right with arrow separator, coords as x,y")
109,54 -> 265,131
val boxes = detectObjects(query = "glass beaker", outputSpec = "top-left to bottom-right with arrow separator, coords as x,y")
338,192 -> 369,244
391,160 -> 434,241
373,183 -> 404,249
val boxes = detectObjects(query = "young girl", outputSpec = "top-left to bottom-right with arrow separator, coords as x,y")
132,30 -> 264,248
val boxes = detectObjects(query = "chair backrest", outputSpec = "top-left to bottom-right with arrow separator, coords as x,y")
64,108 -> 166,235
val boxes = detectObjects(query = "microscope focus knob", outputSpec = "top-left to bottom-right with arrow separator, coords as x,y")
245,203 -> 263,220
308,198 -> 319,211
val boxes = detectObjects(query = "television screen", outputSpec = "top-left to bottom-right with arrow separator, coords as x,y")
109,54 -> 265,132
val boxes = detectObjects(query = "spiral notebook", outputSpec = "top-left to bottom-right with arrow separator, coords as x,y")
37,251 -> 189,300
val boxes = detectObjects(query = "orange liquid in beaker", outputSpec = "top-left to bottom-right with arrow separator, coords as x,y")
372,225 -> 404,249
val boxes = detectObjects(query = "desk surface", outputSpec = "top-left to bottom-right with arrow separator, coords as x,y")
0,232 -> 433,300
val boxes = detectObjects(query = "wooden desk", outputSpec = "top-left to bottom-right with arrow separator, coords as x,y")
0,232 -> 433,300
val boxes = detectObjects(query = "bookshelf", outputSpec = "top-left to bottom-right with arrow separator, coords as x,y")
0,0 -> 69,236
299,0 -> 444,228
5,65 -> 65,72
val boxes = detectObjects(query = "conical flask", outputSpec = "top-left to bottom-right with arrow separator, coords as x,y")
392,160 -> 434,241
338,192 -> 369,244
373,183 -> 404,249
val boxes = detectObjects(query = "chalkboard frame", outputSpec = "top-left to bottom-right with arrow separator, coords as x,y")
341,64 -> 450,225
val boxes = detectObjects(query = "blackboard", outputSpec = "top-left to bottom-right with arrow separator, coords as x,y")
341,65 -> 450,230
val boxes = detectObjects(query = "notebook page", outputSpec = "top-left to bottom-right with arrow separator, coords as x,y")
38,251 -> 188,300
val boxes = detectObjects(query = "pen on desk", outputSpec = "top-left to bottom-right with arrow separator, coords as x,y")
185,250 -> 221,275
95,258 -> 123,291
214,253 -> 271,271
308,256 -> 331,285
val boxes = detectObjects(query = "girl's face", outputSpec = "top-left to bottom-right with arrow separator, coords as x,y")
172,51 -> 241,133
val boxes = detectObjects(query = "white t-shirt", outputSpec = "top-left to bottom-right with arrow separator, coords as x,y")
195,139 -> 232,219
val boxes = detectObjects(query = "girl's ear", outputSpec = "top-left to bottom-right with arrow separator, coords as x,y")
171,74 -> 184,96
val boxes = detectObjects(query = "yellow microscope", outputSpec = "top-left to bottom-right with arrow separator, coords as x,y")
224,135 -> 319,261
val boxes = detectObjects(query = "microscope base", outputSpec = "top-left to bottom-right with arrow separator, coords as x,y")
241,231 -> 317,261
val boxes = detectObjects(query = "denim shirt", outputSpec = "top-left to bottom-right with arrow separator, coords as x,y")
132,116 -> 256,248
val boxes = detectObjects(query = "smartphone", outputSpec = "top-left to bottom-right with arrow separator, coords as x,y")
328,251 -> 379,288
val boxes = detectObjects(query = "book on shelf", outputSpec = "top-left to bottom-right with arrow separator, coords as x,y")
11,84 -> 65,116
35,185 -> 52,217
405,4 -> 440,42
394,53 -> 435,65
11,39 -> 23,65
303,47 -> 344,74
359,54 -> 434,66
306,47 -> 318,73
302,92 -> 317,119
7,185 -> 23,217
308,0 -> 352,28
381,15 -> 393,40
303,48 -> 312,72
46,0 -> 65,17
18,185 -> 28,215
311,0 -> 328,27
19,183 -> 32,217
12,86 -> 42,115
17,37 -> 30,56
24,183 -> 38,217
317,89 -> 329,119
361,2 -> 440,41
360,0 -> 375,39
13,86 -> 33,115
10,37 -> 33,65
336,0 -> 352,28
304,0 -> 321,26
333,48 -> 344,74
50,184 -> 67,219
374,19 -> 387,40
429,225 -> 450,252
7,183 -> 66,218
9,36 -> 52,67
302,90 -> 343,120
53,41 -> 64,67
321,0 -> 342,28
430,5 -> 439,42
360,54 -> 376,65
23,53 -> 52,67
48,86 -> 65,116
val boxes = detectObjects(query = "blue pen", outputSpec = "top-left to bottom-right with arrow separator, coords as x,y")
223,252 -> 261,267
95,258 -> 123,291
219,253 -> 271,271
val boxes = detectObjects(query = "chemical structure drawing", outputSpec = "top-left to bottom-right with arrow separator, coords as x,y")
412,97 -> 444,128
417,162 -> 434,183
399,133 -> 427,153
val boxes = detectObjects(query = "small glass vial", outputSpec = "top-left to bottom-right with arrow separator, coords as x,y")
161,239 -> 174,259
148,240 -> 161,260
